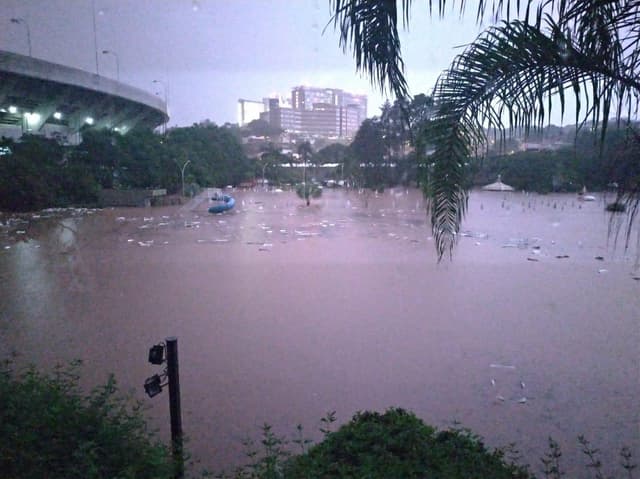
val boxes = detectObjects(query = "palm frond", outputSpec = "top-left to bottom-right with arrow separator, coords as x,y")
425,3 -> 640,259
331,0 -> 411,99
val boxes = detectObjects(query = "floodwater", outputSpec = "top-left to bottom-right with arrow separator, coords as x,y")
1,187 -> 638,476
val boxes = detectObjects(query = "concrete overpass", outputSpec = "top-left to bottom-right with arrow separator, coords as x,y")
0,50 -> 168,143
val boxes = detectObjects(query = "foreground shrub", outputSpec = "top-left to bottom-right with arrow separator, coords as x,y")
283,408 -> 531,479
221,408 -> 532,479
0,360 -> 173,479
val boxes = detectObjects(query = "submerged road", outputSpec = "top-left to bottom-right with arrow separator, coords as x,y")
0,187 -> 638,475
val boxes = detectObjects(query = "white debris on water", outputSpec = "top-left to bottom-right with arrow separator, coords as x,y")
490,363 -> 516,369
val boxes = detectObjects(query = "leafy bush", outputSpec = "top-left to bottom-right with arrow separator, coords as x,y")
220,408 -> 532,479
0,360 -> 173,479
283,408 -> 531,479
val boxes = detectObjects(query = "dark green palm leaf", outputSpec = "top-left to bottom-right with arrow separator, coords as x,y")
333,0 -> 640,260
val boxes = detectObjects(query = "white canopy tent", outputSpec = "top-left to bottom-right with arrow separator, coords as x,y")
482,175 -> 514,191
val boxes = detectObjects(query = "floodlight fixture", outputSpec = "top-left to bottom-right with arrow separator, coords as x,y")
85,117 -> 94,125
8,106 -> 17,114
148,343 -> 165,365
144,374 -> 164,398
53,112 -> 62,120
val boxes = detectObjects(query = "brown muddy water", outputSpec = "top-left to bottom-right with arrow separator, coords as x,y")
1,187 -> 638,475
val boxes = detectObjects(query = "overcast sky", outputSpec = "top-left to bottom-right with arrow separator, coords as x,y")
3,0 -> 488,127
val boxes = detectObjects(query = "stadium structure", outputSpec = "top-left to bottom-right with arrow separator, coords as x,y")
0,50 -> 168,144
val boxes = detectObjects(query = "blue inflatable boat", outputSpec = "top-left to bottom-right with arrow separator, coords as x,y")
208,194 -> 235,214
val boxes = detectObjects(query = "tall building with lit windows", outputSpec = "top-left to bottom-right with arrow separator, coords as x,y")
266,86 -> 367,139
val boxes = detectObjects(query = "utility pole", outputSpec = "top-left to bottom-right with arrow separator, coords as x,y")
166,337 -> 183,479
144,337 -> 184,479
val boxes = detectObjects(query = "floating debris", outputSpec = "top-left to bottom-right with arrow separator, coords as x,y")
503,238 -> 529,249
598,269 -> 608,274
496,395 -> 506,402
555,255 -> 570,259
490,379 -> 496,387
527,257 -> 539,262
517,397 -> 527,404
520,381 -> 526,389
490,363 -> 516,369
595,256 -> 604,261
460,231 -> 488,239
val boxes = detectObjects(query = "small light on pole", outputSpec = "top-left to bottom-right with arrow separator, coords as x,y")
10,18 -> 32,57
144,374 -> 164,398
148,343 -> 165,365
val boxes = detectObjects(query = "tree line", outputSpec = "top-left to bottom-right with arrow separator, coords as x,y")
0,123 -> 252,212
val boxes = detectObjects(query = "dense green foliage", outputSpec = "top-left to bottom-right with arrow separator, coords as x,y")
0,135 -> 98,212
221,408 -> 532,479
0,123 -> 251,212
283,409 -> 532,478
476,125 -> 639,193
0,361 -> 173,479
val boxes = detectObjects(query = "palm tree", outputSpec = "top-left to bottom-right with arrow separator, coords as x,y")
332,0 -> 640,260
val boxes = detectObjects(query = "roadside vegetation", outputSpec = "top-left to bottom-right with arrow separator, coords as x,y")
1,362 -> 636,479
0,123 -> 251,212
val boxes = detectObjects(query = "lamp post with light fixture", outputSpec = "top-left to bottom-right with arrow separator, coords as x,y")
10,18 -> 32,57
144,337 -> 183,479
152,79 -> 168,134
101,50 -> 119,81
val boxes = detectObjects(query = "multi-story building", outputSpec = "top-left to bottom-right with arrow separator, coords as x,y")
279,86 -> 367,140
242,86 -> 367,140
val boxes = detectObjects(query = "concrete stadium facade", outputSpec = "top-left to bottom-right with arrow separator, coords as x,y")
0,50 -> 168,143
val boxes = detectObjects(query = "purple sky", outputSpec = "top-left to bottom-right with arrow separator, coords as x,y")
3,1 -> 490,127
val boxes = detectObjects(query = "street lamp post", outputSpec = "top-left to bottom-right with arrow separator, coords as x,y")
153,79 -> 168,134
10,18 -> 31,57
144,337 -> 184,479
91,0 -> 99,74
262,162 -> 269,189
180,160 -> 191,197
101,50 -> 119,81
